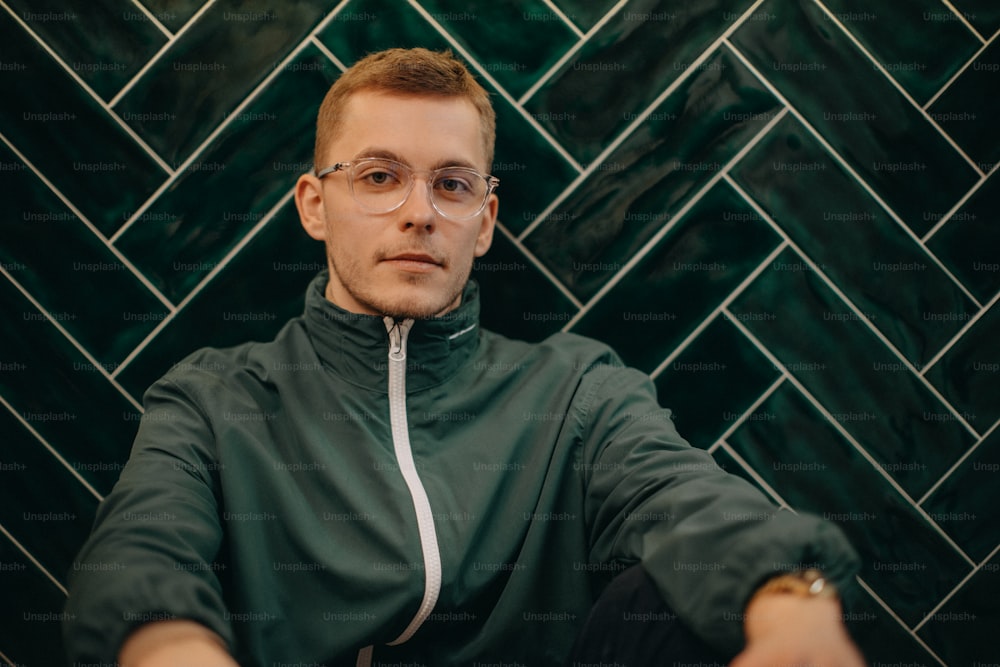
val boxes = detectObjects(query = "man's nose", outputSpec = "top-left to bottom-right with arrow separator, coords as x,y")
397,177 -> 437,231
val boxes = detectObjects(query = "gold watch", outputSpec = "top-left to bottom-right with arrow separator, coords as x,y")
752,568 -> 838,602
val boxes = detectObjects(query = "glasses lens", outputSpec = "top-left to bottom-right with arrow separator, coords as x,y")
349,159 -> 410,213
431,169 -> 488,218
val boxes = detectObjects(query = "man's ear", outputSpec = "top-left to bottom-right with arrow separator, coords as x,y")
473,193 -> 498,258
295,173 -> 327,241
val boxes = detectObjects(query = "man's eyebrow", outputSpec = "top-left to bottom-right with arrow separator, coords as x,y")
352,147 -> 482,172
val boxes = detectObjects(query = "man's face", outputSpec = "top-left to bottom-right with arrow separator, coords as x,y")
296,90 -> 497,320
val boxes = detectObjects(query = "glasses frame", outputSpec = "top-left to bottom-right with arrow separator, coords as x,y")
315,157 -> 500,220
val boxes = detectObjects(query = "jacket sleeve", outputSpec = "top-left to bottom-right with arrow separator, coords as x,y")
63,375 -> 234,665
578,360 -> 860,657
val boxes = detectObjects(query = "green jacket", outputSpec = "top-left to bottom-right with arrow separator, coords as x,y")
65,272 -> 859,666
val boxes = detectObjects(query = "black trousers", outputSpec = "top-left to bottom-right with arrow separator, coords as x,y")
567,564 -> 728,667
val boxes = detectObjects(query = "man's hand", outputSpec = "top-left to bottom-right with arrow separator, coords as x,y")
118,619 -> 239,667
730,592 -> 866,667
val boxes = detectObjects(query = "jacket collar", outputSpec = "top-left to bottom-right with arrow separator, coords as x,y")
303,270 -> 481,392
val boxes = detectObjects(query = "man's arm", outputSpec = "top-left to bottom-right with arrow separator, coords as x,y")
577,361 -> 862,658
64,374 -> 236,665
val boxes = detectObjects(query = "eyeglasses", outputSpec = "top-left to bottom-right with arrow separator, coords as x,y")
315,157 -> 499,220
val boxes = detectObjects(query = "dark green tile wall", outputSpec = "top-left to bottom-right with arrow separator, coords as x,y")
0,2 -> 995,666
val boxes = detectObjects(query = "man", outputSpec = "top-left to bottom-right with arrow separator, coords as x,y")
65,48 -> 864,667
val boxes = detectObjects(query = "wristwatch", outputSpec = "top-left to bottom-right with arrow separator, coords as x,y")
752,568 -> 838,601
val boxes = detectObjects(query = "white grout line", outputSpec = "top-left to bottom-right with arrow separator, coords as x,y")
518,0 -> 628,105
560,106 -> 790,331
923,28 -> 996,110
0,265 -> 143,412
0,394 -> 104,503
914,540 -> 1000,633
813,0 -> 985,178
726,174 -> 982,441
917,421 -> 990,506
920,286 -> 1000,377
0,2 -> 174,175
108,0 -> 217,108
648,240 -> 790,380
726,309 -> 978,569
711,375 -> 787,445
406,0 -> 584,173
308,35 -> 348,73
717,439 -> 790,508
922,160 -> 1000,243
111,188 -> 296,377
0,131 -> 177,314
491,221 -> 583,310
850,576 -> 949,667
129,0 -> 173,39
539,0 -> 585,39
109,0 -> 353,244
0,648 -> 15,667
0,522 -> 69,596
724,39 -> 985,310
938,0 -> 988,43
517,0 -> 770,242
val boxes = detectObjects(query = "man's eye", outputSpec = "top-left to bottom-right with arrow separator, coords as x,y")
435,174 -> 473,194
359,170 -> 399,186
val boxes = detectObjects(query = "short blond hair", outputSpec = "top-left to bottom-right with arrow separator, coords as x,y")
313,48 -> 496,170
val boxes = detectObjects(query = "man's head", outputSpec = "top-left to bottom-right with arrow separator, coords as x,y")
295,48 -> 499,321
313,48 -> 496,173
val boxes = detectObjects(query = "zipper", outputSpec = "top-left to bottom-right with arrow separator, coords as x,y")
357,318 -> 444,666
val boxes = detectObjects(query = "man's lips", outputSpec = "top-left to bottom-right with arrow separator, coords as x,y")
382,252 -> 444,272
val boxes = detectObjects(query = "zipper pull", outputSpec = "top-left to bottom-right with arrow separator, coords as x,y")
383,317 -> 414,361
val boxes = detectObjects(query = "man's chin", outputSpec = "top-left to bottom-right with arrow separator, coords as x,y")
367,287 -> 464,321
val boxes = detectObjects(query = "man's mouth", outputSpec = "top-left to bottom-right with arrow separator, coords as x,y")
382,252 -> 444,272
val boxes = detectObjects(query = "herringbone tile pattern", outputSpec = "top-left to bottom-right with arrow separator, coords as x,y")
1,1 -> 997,665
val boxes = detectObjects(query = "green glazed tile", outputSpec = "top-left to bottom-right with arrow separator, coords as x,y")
923,428 -> 1000,562
525,0 -> 756,164
820,0 -> 980,104
138,0 -> 210,32
549,0 -> 619,31
729,247 -> 977,498
0,534 -> 67,667
0,10 -> 167,235
728,382 -> 971,626
113,0 -> 327,164
316,0 -> 579,234
116,203 -> 320,397
416,0 -> 579,99
925,300 -> 1000,428
927,173 -> 1000,304
0,408 -> 99,585
840,591 -> 940,667
0,144 -> 169,365
491,97 -> 583,236
917,552 -> 1000,664
316,0 -> 453,62
570,180 -> 781,373
929,38 -> 1000,172
471,232 -> 577,343
730,0 -> 980,234
652,316 -> 781,449
731,114 -> 979,367
115,46 -> 336,303
946,0 -> 1000,37
0,278 -> 141,495
525,48 -> 781,301
5,0 -> 167,100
